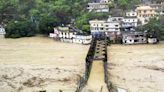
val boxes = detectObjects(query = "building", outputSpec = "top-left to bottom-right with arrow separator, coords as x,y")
87,3 -> 109,12
89,20 -> 106,35
89,18 -> 122,35
136,5 -> 157,25
49,26 -> 92,45
87,0 -> 111,12
73,34 -> 92,44
107,16 -> 124,22
0,26 -> 6,38
160,10 -> 164,15
89,17 -> 122,43
122,16 -> 138,28
126,11 -> 137,17
122,31 -> 147,44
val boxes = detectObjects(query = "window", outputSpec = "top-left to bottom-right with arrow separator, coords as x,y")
115,28 -> 119,30
134,40 -> 139,42
115,25 -> 118,27
100,28 -> 104,30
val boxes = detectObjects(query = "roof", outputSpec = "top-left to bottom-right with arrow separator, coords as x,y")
136,5 -> 154,10
89,19 -> 106,23
56,26 -> 76,33
124,16 -> 138,18
110,9 -> 124,17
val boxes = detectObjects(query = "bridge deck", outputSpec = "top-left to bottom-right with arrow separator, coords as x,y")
82,61 -> 108,92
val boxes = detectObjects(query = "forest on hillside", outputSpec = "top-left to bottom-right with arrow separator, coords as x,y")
0,0 -> 163,38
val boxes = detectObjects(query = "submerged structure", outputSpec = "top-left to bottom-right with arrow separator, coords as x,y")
122,31 -> 147,44
76,32 -> 127,92
49,26 -> 92,45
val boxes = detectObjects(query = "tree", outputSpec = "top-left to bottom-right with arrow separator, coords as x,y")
3,0 -> 91,38
117,0 -> 129,10
5,19 -> 36,38
138,18 -> 164,40
0,0 -> 18,24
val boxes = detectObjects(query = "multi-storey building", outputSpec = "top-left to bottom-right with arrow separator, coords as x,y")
89,20 -> 106,34
122,31 -> 147,44
89,18 -> 121,35
49,26 -> 92,44
136,5 -> 157,25
122,17 -> 138,28
89,18 -> 121,42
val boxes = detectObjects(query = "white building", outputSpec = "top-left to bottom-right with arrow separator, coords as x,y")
89,20 -> 106,34
126,11 -> 137,17
104,21 -> 120,33
87,3 -> 109,12
122,17 -> 138,28
73,35 -> 92,44
89,19 -> 121,34
0,26 -> 6,38
99,0 -> 111,3
87,0 -> 111,12
122,32 -> 147,45
107,16 -> 124,22
49,26 -> 92,45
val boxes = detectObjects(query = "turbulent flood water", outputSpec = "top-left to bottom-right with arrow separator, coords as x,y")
82,61 -> 108,92
0,37 -> 164,92
0,37 -> 89,92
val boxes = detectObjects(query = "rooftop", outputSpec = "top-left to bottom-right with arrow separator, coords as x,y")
136,5 -> 154,10
56,26 -> 77,33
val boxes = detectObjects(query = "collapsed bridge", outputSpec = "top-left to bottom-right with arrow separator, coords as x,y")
76,33 -> 117,92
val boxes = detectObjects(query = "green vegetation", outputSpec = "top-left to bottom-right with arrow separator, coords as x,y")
137,17 -> 164,40
75,12 -> 109,33
5,20 -> 36,38
114,0 -> 141,10
0,0 -> 73,37
1,0 -> 163,39
1,0 -> 110,38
